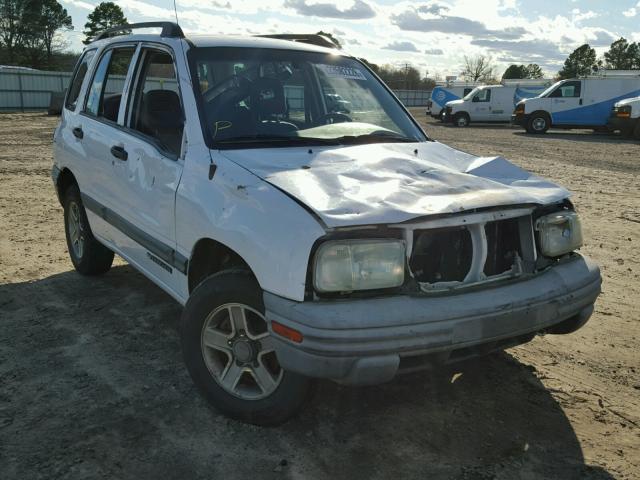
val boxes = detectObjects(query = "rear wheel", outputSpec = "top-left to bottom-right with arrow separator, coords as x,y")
180,270 -> 312,426
63,184 -> 113,275
526,112 -> 550,134
453,112 -> 469,127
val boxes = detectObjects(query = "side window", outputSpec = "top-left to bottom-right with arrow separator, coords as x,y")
65,50 -> 95,111
85,47 -> 136,122
473,89 -> 491,102
550,81 -> 581,98
129,49 -> 183,156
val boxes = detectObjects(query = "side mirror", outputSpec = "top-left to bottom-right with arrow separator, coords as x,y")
472,96 -> 479,103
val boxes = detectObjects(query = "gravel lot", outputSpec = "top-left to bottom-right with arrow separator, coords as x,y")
1,111 -> 638,479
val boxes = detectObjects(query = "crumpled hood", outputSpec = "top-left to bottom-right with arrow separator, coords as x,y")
220,141 -> 569,228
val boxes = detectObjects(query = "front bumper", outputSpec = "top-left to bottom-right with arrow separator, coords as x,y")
607,116 -> 636,133
511,113 -> 528,127
264,254 -> 601,385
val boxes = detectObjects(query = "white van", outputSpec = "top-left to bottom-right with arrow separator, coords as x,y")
426,81 -> 481,119
444,80 -> 552,127
607,96 -> 640,139
512,72 -> 640,133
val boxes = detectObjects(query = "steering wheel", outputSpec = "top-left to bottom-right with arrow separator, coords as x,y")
202,74 -> 252,104
320,112 -> 352,124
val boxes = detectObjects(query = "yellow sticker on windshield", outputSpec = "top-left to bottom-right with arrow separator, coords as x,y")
213,120 -> 233,138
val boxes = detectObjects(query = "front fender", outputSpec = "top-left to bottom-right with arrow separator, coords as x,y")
176,153 -> 326,302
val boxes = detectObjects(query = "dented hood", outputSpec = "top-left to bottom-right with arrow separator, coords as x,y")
220,141 -> 569,228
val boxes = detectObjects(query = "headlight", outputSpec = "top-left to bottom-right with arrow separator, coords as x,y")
615,105 -> 632,118
535,211 -> 583,257
314,239 -> 405,292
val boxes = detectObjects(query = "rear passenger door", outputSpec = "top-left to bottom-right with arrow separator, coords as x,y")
78,44 -> 138,243
109,45 -> 186,278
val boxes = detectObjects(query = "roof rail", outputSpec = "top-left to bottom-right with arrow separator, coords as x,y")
256,34 -> 341,50
94,22 -> 184,42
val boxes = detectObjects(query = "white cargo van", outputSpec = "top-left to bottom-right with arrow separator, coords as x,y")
426,81 -> 481,119
512,71 -> 640,133
444,80 -> 552,127
607,96 -> 640,139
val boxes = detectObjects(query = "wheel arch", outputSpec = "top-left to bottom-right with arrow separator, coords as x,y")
55,167 -> 78,205
187,237 -> 256,294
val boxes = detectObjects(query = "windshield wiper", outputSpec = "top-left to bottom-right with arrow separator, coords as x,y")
215,135 -> 339,147
336,132 -> 417,145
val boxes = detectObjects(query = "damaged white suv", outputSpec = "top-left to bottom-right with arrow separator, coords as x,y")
52,23 -> 601,425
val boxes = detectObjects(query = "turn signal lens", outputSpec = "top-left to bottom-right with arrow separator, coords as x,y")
271,321 -> 303,343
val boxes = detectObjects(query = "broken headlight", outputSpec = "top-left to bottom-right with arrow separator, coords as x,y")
313,240 -> 405,292
535,211 -> 583,257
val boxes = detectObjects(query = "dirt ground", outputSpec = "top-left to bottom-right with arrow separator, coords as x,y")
0,111 -> 638,480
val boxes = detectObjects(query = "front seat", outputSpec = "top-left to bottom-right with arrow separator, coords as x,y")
139,90 -> 184,155
250,77 -> 297,135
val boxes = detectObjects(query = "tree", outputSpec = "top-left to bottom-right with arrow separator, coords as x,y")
558,44 -> 598,79
461,55 -> 495,82
22,0 -> 72,62
0,0 -> 28,63
83,2 -> 127,44
0,0 -> 72,68
604,37 -> 640,70
502,64 -> 527,79
502,63 -> 544,80
525,63 -> 544,78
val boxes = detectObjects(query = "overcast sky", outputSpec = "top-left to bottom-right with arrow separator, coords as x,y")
59,0 -> 640,77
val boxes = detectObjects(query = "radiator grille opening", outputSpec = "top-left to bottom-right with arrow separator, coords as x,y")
410,227 -> 473,283
484,217 -> 522,276
409,216 -> 526,286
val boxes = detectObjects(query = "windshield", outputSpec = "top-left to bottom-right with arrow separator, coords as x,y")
189,47 -> 427,147
539,80 -> 564,98
463,87 -> 481,101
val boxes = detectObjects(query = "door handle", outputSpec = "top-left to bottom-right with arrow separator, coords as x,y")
110,145 -> 128,161
72,127 -> 83,139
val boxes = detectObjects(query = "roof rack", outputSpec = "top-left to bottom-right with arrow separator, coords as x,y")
256,34 -> 341,50
94,22 -> 184,42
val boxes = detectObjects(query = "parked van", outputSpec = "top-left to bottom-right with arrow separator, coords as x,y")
512,71 -> 640,134
607,96 -> 640,139
444,80 -> 552,127
426,80 -> 481,119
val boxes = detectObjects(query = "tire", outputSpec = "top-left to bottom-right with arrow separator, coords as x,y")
438,109 -> 445,122
63,184 -> 114,275
634,120 -> 640,140
453,112 -> 469,127
526,112 -> 550,134
180,269 -> 312,426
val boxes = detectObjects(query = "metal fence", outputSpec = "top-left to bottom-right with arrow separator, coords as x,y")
0,70 -> 72,111
0,68 -> 432,111
394,89 -> 432,107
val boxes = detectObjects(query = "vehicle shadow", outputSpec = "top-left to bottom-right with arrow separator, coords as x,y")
0,266 -> 615,480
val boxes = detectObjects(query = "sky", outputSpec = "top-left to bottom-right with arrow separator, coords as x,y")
58,0 -> 640,78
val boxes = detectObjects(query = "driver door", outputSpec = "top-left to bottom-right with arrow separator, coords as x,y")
550,80 -> 583,123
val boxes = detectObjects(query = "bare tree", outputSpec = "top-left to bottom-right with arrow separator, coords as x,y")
461,54 -> 496,82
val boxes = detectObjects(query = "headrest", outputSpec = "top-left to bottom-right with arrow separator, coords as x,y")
141,90 -> 183,131
251,77 -> 286,116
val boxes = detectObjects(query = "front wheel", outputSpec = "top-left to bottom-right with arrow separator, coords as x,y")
633,120 -> 640,140
526,113 -> 550,134
453,113 -> 469,127
180,270 -> 312,426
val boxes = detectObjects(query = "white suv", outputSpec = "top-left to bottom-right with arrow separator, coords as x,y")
53,22 -> 601,425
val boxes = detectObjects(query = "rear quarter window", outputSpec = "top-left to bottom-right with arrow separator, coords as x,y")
65,50 -> 96,111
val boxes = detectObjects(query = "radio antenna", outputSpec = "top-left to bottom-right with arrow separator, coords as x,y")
173,0 -> 179,24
